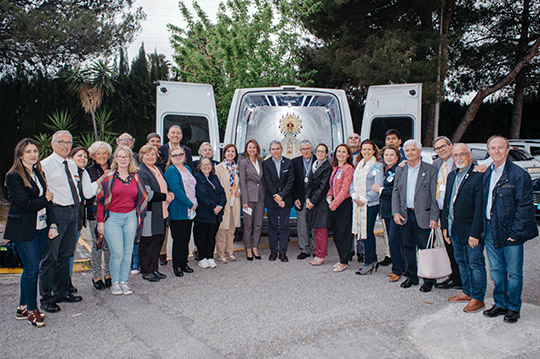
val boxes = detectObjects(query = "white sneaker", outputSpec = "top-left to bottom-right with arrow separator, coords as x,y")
130,268 -> 140,275
207,258 -> 217,268
198,259 -> 210,269
111,282 -> 122,295
119,281 -> 133,295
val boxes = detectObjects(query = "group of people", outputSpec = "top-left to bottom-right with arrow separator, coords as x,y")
4,124 -> 537,328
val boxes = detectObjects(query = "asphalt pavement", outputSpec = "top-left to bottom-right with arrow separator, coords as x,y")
1,224 -> 540,358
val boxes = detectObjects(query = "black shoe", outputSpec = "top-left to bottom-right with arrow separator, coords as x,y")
254,254 -> 261,260
348,251 -> 355,262
104,277 -> 112,287
378,256 -> 392,267
419,282 -> 434,292
247,254 -> 254,261
357,253 -> 365,263
504,310 -> 520,323
92,279 -> 105,290
269,252 -> 278,261
142,273 -> 160,282
159,254 -> 168,266
400,279 -> 417,288
297,252 -> 310,260
153,271 -> 167,279
435,278 -> 462,289
41,302 -> 61,313
68,278 -> 78,293
174,267 -> 184,277
55,294 -> 83,303
279,253 -> 289,262
483,305 -> 508,318
181,265 -> 194,273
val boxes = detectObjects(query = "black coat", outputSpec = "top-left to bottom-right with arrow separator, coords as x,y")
159,143 -> 194,171
4,169 -> 55,242
305,159 -> 331,228
85,163 -> 107,221
292,154 -> 316,209
194,172 -> 227,223
138,163 -> 168,235
441,165 -> 484,244
379,163 -> 398,219
262,157 -> 295,208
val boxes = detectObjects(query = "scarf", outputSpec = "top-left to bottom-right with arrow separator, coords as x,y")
312,158 -> 327,174
351,156 -> 376,239
224,160 -> 238,196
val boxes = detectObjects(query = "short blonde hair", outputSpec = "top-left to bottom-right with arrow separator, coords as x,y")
111,145 -> 138,173
139,144 -> 158,160
88,141 -> 113,159
166,145 -> 185,170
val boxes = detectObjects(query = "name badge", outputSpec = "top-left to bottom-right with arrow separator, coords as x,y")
38,213 -> 47,222
439,184 -> 445,192
388,176 -> 394,183
337,171 -> 342,179
304,176 -> 309,183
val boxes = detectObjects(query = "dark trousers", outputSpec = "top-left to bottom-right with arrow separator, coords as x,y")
384,218 -> 404,275
400,209 -> 435,284
39,206 -> 78,304
363,205 -> 379,266
139,233 -> 165,274
267,205 -> 291,254
169,219 -> 193,269
443,231 -> 462,285
331,197 -> 353,265
193,221 -> 220,260
14,229 -> 48,311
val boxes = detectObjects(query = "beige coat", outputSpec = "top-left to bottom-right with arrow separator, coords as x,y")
215,162 -> 241,230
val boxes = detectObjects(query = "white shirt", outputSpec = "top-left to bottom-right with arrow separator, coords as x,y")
251,159 -> 260,175
437,157 -> 454,210
406,162 -> 421,209
486,162 -> 505,220
33,173 -> 47,230
41,152 -> 98,206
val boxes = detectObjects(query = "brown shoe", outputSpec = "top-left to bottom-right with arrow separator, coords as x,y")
448,293 -> 472,303
463,299 -> 485,313
389,274 -> 401,282
27,309 -> 46,327
387,272 -> 393,277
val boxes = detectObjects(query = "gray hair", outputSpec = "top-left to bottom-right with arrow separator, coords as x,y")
432,136 -> 452,147
403,139 -> 422,150
269,140 -> 282,149
452,143 -> 470,153
300,140 -> 313,148
52,130 -> 72,141
88,141 -> 113,158
168,125 -> 182,133
198,141 -> 212,156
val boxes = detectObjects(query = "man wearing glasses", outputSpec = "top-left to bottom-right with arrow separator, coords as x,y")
432,136 -> 462,291
116,133 -> 139,165
40,131 -> 98,313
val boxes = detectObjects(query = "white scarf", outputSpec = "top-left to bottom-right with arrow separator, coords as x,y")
352,156 -> 376,239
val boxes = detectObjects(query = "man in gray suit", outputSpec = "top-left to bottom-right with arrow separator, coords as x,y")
432,136 -> 462,290
392,139 -> 439,292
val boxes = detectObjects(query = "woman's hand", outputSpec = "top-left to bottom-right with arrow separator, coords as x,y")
166,192 -> 175,203
45,191 -> 54,202
235,189 -> 240,198
371,183 -> 381,192
97,222 -> 105,237
242,203 -> 248,209
191,203 -> 198,211
354,198 -> 365,207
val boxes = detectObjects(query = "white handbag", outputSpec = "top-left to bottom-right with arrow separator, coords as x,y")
417,228 -> 452,279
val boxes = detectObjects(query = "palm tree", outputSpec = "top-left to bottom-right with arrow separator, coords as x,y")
66,60 -> 116,139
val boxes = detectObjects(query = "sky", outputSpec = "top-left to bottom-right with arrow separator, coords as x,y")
127,0 -> 221,61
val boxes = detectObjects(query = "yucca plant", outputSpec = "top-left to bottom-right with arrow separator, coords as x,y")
44,110 -> 76,133
34,133 -> 53,159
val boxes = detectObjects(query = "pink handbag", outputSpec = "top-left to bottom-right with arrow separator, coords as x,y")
417,228 -> 452,279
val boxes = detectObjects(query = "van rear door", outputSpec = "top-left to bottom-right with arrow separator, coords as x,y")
155,81 -> 220,162
361,83 -> 422,148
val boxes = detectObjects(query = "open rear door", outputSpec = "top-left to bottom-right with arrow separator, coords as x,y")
155,81 -> 220,162
360,83 -> 422,148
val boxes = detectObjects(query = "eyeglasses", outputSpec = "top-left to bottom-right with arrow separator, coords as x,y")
452,152 -> 469,158
200,163 -> 212,167
315,150 -> 327,154
118,138 -> 134,143
348,136 -> 360,140
300,147 -> 312,151
171,153 -> 185,158
54,140 -> 72,146
434,144 -> 449,151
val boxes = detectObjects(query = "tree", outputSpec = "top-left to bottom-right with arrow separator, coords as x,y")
0,0 -> 145,75
65,60 -> 116,139
168,0 -> 313,127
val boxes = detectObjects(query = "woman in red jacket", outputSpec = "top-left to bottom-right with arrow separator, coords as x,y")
326,144 -> 354,272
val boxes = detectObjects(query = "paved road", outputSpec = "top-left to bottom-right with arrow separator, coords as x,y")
1,226 -> 540,358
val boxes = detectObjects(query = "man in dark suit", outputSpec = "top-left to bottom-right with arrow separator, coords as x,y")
263,140 -> 295,262
292,140 -> 316,259
441,143 -> 486,313
159,125 -> 194,170
392,139 -> 439,292
432,136 -> 462,290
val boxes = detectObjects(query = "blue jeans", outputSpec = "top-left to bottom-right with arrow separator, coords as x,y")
132,242 -> 139,270
104,211 -> 137,283
451,232 -> 486,301
485,222 -> 524,311
384,218 -> 404,275
363,205 -> 379,266
14,229 -> 48,311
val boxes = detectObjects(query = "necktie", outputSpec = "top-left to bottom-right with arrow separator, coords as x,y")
436,161 -> 448,200
63,160 -> 80,207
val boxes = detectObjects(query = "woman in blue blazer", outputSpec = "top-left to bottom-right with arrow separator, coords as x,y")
193,157 -> 227,269
4,138 -> 56,327
165,146 -> 198,277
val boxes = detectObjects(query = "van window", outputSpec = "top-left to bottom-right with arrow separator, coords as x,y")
369,117 -> 414,149
235,92 -> 344,159
530,147 -> 540,157
509,149 -> 533,161
163,115 -> 210,156
471,148 -> 488,161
